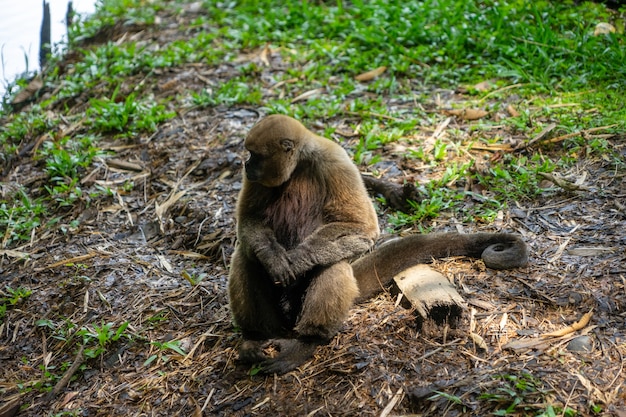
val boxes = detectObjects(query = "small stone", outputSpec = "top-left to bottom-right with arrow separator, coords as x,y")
566,335 -> 592,352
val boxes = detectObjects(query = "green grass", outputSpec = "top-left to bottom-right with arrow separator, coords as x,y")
0,190 -> 46,246
0,286 -> 32,323
1,0 -> 624,244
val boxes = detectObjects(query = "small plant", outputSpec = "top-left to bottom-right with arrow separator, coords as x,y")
146,311 -> 169,327
0,105 -> 57,148
249,364 -> 263,376
4,286 -> 32,304
432,139 -> 448,161
479,372 -> 551,416
0,286 -> 32,323
181,270 -> 206,286
36,317 -> 78,343
76,321 -> 130,359
353,131 -> 382,166
0,189 -> 46,246
536,404 -> 578,417
476,154 -> 557,201
191,77 -> 262,108
352,121 -> 407,166
388,185 -> 464,228
144,339 -> 187,366
38,135 -> 102,207
86,91 -> 174,135
150,340 -> 186,355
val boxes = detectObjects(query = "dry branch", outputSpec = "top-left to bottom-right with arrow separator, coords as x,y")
44,345 -> 85,403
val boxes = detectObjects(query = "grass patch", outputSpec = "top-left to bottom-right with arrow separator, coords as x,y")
1,0 -> 624,244
0,190 -> 46,246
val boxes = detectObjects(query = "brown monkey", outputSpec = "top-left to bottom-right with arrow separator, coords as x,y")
228,115 -> 528,374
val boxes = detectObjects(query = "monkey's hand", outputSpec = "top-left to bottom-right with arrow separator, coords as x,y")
254,242 -> 297,286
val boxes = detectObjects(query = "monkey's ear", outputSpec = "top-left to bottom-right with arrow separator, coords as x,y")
280,139 -> 294,152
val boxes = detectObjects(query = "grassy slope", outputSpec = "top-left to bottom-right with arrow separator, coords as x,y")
1,0 -> 624,245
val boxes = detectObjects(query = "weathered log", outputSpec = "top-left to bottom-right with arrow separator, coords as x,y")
392,264 -> 466,327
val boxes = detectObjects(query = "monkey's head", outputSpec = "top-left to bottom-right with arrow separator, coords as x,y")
243,115 -> 307,188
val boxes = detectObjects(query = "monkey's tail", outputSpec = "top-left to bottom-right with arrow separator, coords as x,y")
351,232 -> 528,300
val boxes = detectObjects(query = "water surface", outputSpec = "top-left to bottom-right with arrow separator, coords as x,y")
0,0 -> 96,95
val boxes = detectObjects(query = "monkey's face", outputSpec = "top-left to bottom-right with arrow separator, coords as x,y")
243,115 -> 307,187
244,138 -> 297,188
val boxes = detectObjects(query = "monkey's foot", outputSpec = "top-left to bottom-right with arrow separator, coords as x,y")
238,338 -> 318,374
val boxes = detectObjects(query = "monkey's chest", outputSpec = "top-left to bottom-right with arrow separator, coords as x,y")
264,182 -> 324,249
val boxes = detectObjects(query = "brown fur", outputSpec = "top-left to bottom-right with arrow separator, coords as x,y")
228,115 -> 528,374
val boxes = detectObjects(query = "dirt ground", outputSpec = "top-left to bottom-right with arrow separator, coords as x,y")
1,6 -> 626,417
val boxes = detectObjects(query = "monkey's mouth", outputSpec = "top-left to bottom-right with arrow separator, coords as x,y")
245,171 -> 259,182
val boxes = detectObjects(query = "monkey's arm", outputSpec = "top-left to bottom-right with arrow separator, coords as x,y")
237,217 -> 296,285
286,221 -> 378,277
284,167 -> 380,278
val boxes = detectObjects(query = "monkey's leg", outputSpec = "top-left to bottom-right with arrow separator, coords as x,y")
295,261 -> 359,339
260,261 -> 359,374
228,248 -> 285,363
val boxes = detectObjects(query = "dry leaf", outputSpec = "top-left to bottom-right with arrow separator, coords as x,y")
499,312 -> 508,333
259,43 -> 271,66
615,409 -> 626,417
291,88 -> 323,103
355,66 -> 387,82
566,247 -> 615,256
106,158 -> 144,172
169,250 -> 211,259
472,79 -> 496,92
0,396 -> 21,417
59,391 -> 80,408
503,338 -> 550,351
594,22 -> 615,36
0,249 -> 29,259
432,117 -> 452,139
506,104 -> 520,117
334,128 -> 359,138
576,373 -> 611,404
442,108 -> 488,120
155,190 -> 187,224
44,252 -> 98,270
541,309 -> 593,338
471,143 -> 514,151
158,78 -> 179,91
469,332 -> 488,350
157,254 -> 174,273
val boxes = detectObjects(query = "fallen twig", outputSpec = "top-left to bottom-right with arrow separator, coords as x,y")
541,124 -> 617,145
38,252 -> 99,271
517,122 -> 557,149
44,345 -> 85,403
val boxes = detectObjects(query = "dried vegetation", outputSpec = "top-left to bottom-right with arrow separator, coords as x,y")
1,1 -> 626,416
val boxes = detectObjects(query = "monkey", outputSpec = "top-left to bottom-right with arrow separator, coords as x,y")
228,114 -> 528,374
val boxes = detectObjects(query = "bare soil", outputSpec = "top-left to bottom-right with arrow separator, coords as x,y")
1,7 -> 626,417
